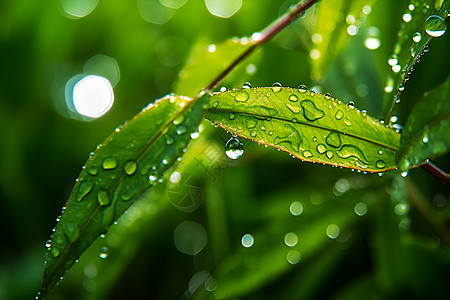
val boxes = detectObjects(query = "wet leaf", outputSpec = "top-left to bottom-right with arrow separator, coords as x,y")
396,75 -> 450,171
40,93 -> 208,297
206,87 -> 400,172
309,0 -> 376,80
383,0 -> 449,118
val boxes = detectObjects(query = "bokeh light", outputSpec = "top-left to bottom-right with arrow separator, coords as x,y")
173,221 -> 207,255
326,224 -> 341,239
83,54 -> 120,87
241,234 -> 254,247
66,75 -> 114,119
60,0 -> 99,19
138,0 -> 176,24
205,0 -> 242,18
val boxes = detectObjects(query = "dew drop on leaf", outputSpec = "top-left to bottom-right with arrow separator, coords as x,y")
376,160 -> 386,169
250,130 -> 257,137
412,32 -> 421,42
298,84 -> 307,93
97,190 -> 111,206
76,181 -> 94,202
234,90 -> 250,102
425,15 -> 447,37
229,113 -> 236,120
302,150 -> 313,158
173,114 -> 185,125
335,110 -> 344,120
316,144 -> 327,154
124,161 -> 137,175
289,94 -> 298,102
51,247 -> 60,258
271,82 -> 282,93
165,135 -> 174,145
88,168 -> 98,176
212,101 -> 219,108
102,157 -> 118,170
99,247 -> 109,259
325,132 -> 342,148
326,150 -> 334,159
300,100 -> 325,121
176,125 -> 187,135
344,118 -> 352,126
225,136 -> 244,159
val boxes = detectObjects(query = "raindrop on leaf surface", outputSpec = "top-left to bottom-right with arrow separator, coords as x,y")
425,15 -> 447,37
102,157 -> 118,170
124,161 -> 137,175
225,136 -> 244,159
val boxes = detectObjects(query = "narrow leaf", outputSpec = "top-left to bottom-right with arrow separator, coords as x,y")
383,0 -> 449,119
396,75 -> 450,171
40,93 -> 208,297
206,87 -> 400,172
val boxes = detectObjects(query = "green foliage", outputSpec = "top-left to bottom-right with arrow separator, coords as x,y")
207,87 -> 399,172
0,0 -> 449,300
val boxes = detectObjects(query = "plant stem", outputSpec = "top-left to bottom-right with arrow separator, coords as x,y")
420,159 -> 450,185
201,0 -> 319,95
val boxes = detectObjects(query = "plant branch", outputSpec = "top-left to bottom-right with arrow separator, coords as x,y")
420,159 -> 450,185
200,0 -> 319,95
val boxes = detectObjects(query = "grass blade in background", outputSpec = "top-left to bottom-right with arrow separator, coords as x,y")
396,75 -> 450,171
383,0 -> 449,121
206,87 -> 400,172
39,93 -> 208,298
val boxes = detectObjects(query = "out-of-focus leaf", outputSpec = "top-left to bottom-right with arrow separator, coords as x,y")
383,0 -> 449,118
309,0 -> 376,80
39,93 -> 208,298
206,87 -> 400,172
175,39 -> 259,97
396,75 -> 450,171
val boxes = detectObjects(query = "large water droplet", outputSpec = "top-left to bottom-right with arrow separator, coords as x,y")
225,136 -> 244,159
289,94 -> 298,102
326,150 -> 334,159
316,144 -> 327,154
335,110 -> 344,120
298,84 -> 307,93
376,160 -> 386,169
302,150 -> 313,158
102,157 -> 118,170
425,15 -> 447,37
412,32 -> 422,42
285,102 -> 301,114
97,190 -> 111,206
274,124 -> 302,151
88,168 -> 98,176
124,161 -> 137,175
300,100 -> 325,121
325,132 -> 341,148
77,181 -> 94,201
271,82 -> 282,93
234,90 -> 249,102
336,145 -> 369,167
284,232 -> 298,247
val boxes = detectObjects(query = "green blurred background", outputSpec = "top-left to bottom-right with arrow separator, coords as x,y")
0,0 -> 449,299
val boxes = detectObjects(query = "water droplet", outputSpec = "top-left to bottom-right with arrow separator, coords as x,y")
361,110 -> 367,117
242,82 -> 251,89
423,136 -> 429,143
234,90 -> 249,102
316,144 -> 327,154
326,224 -> 341,239
102,157 -> 118,170
401,171 -> 409,177
173,115 -> 184,125
347,101 -> 355,108
162,158 -> 169,165
302,150 -> 313,158
88,168 -> 98,176
364,26 -> 381,50
298,84 -> 307,93
284,232 -> 298,247
376,160 -> 386,169
99,247 -> 109,259
190,131 -> 200,139
402,13 -> 412,22
51,247 -> 60,258
289,94 -> 298,102
271,82 -> 282,93
241,234 -> 254,247
326,150 -> 334,159
97,190 -> 110,206
165,135 -> 174,145
344,118 -> 352,126
124,161 -> 137,175
229,113 -> 236,120
274,124 -> 302,151
289,201 -> 303,216
425,15 -> 447,37
335,110 -> 344,120
354,202 -> 368,216
259,125 -> 266,131
268,130 -> 274,136
176,126 -> 187,135
408,4 -> 415,10
286,250 -> 301,264
149,175 -> 158,182
413,32 -> 422,42
77,181 -> 94,201
225,137 -> 244,159
250,130 -> 257,137
300,100 -> 325,121
325,132 -> 342,148
388,54 -> 398,66
324,93 -> 332,100
212,101 -> 219,108
336,145 -> 369,167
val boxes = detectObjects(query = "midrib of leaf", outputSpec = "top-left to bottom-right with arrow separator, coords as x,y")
209,108 -> 398,152
397,110 -> 450,166
46,95 -> 200,287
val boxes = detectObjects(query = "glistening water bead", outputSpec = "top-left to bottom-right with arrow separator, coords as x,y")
225,136 -> 244,159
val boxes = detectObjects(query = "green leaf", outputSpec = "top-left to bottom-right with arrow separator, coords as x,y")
383,0 -> 449,118
206,87 -> 400,172
40,93 -> 208,297
309,0 -> 376,80
396,75 -> 450,171
175,39 -> 256,97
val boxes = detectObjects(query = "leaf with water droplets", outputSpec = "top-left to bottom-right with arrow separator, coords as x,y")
396,75 -> 450,171
383,0 -> 449,118
206,87 -> 400,172
40,93 -> 208,297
